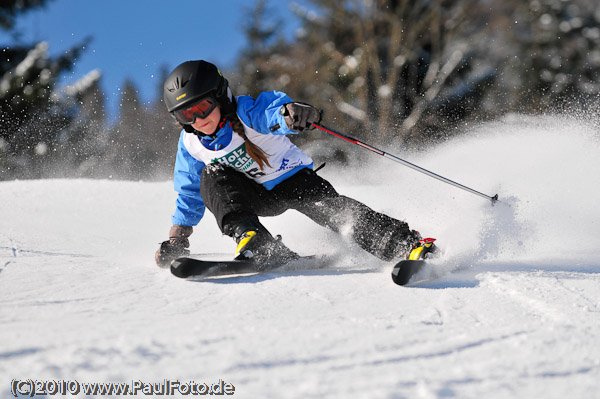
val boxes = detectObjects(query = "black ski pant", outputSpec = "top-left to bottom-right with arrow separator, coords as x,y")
200,163 -> 413,261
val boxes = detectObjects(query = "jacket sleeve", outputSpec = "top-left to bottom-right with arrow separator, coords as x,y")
171,132 -> 206,226
236,91 -> 298,135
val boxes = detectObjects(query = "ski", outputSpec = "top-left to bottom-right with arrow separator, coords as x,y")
391,260 -> 428,285
170,255 -> 328,279
392,237 -> 439,285
172,250 -> 438,285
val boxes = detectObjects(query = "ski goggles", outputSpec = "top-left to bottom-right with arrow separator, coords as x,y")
173,97 -> 218,124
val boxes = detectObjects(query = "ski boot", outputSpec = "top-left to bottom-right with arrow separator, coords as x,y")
225,217 -> 299,268
234,230 -> 299,268
407,231 -> 438,260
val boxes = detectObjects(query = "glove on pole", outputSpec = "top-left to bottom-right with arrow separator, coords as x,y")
312,123 -> 499,205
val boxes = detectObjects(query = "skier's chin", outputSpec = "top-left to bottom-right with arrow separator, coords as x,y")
196,122 -> 214,134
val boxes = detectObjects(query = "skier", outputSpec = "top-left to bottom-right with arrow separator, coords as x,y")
155,60 -> 435,267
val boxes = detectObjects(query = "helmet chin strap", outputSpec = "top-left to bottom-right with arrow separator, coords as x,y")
188,116 -> 229,138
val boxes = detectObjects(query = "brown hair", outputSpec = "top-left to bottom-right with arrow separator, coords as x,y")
228,116 -> 271,170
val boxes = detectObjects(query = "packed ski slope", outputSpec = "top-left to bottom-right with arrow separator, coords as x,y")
1,115 -> 599,398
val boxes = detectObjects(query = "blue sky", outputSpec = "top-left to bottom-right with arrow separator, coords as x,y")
0,0 -> 302,120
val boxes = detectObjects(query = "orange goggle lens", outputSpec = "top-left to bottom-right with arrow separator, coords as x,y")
174,97 -> 217,124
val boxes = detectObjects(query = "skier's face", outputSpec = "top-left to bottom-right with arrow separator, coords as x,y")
191,104 -> 221,134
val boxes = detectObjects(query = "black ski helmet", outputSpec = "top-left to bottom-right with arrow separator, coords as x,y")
163,60 -> 235,118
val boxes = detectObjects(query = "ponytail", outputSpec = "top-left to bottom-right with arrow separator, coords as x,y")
229,117 -> 271,170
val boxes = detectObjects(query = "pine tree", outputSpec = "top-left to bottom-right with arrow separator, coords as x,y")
103,77 -> 178,180
0,0 -> 52,30
0,37 -> 92,178
56,69 -> 107,177
143,64 -> 180,180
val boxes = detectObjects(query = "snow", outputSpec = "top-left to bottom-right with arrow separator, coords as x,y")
2,115 -> 599,398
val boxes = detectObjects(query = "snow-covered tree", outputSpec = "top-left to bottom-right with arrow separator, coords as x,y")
0,37 -> 97,179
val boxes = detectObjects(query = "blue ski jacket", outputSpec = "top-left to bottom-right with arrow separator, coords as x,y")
171,91 -> 313,226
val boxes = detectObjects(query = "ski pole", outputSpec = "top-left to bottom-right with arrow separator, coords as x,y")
312,123 -> 499,205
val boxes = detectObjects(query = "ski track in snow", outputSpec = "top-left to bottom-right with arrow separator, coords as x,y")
1,115 -> 600,398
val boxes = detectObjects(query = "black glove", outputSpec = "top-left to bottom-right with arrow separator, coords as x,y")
155,240 -> 190,268
155,225 -> 192,267
281,102 -> 321,132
